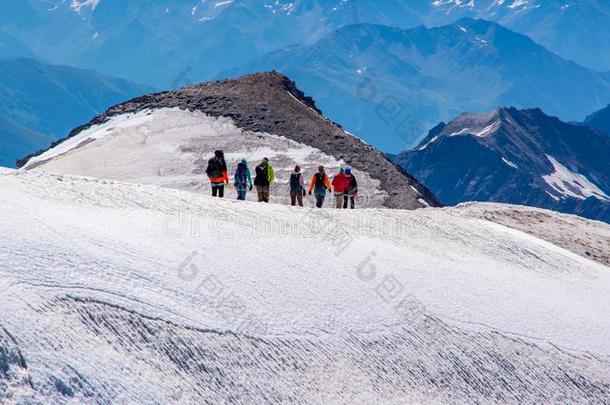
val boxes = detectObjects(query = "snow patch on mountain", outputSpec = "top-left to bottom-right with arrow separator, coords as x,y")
70,0 -> 100,13
432,0 -> 476,9
417,136 -> 439,150
502,156 -> 518,169
447,121 -> 500,138
542,155 -> 610,202
23,108 -> 388,207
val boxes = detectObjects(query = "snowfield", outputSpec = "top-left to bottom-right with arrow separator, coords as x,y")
1,168 -> 610,403
22,108 -> 388,208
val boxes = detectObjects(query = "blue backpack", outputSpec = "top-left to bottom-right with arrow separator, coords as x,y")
235,163 -> 248,187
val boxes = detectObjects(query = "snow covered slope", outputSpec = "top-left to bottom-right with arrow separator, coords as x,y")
1,168 -> 609,403
20,72 -> 438,210
454,202 -> 610,268
21,108 -> 389,207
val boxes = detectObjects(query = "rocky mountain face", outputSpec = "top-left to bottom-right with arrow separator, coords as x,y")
223,18 -> 610,151
395,107 -> 610,223
19,72 -> 439,210
585,104 -> 610,137
0,57 -> 151,168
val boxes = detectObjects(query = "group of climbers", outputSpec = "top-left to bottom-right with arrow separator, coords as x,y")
206,150 -> 358,208
205,151 -> 274,203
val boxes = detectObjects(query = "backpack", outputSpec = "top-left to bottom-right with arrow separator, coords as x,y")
314,173 -> 326,191
290,173 -> 302,192
235,163 -> 248,187
206,157 -> 222,179
255,164 -> 269,186
345,174 -> 358,194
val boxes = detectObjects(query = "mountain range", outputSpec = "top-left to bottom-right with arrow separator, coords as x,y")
3,1 -> 610,221
0,57 -> 152,167
3,0 -> 610,87
2,2 -> 610,156
223,18 -> 610,151
0,0 -> 425,87
427,0 -> 610,72
396,107 -> 610,223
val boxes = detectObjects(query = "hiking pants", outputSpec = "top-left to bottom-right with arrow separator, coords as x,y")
237,189 -> 247,201
212,183 -> 225,198
315,195 -> 325,208
290,191 -> 304,207
334,193 -> 344,208
343,194 -> 355,209
257,185 -> 270,203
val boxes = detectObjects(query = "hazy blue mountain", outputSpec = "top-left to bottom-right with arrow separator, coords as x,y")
0,0 -> 39,26
0,32 -> 35,59
221,19 -> 610,152
0,57 -> 152,167
426,0 -> 610,72
396,107 -> 610,223
0,115 -> 53,168
0,0 -> 427,87
3,0 -> 610,85
585,104 -> 610,137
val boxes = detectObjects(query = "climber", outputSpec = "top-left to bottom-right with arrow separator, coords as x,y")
343,167 -> 358,209
234,159 -> 253,201
206,150 -> 229,198
331,167 -> 348,208
308,165 -> 332,208
289,165 -> 306,207
254,158 -> 275,203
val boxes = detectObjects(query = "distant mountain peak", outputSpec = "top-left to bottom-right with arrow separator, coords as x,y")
420,107 -> 548,145
585,104 -> 610,137
397,106 -> 610,222
20,72 -> 440,209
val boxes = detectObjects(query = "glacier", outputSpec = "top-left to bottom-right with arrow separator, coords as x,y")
1,167 -> 610,403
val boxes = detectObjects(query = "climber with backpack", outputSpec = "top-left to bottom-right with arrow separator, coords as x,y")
308,165 -> 332,208
206,150 -> 229,198
289,165 -> 306,207
343,167 -> 358,209
254,158 -> 275,203
234,159 -> 253,201
331,167 -> 348,209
